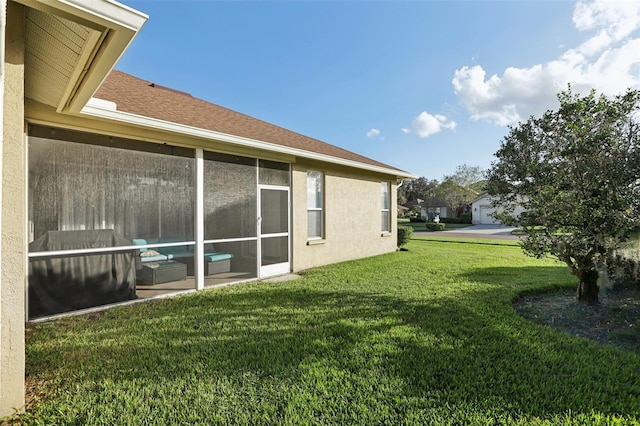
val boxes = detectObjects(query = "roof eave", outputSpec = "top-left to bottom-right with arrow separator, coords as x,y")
16,0 -> 148,113
81,97 -> 417,179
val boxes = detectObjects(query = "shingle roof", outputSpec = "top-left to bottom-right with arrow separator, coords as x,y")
403,199 -> 450,208
94,70 -> 408,175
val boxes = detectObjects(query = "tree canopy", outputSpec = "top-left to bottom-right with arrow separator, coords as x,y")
399,165 -> 485,218
399,177 -> 439,204
435,164 -> 485,215
486,87 -> 640,304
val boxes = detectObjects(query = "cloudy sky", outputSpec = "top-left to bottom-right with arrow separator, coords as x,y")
119,0 -> 640,180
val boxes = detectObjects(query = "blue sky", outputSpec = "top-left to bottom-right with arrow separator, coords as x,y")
118,0 -> 640,180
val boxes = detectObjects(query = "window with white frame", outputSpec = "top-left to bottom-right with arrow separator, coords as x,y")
307,171 -> 324,239
381,182 -> 391,233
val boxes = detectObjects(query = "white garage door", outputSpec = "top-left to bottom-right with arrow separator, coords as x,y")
479,206 -> 499,224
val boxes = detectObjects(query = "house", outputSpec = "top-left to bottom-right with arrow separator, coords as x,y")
0,0 -> 414,416
402,198 -> 423,217
471,193 -> 525,225
403,199 -> 452,221
419,199 -> 452,221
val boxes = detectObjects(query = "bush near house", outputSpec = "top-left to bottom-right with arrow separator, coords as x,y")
425,222 -> 445,231
409,216 -> 424,223
397,226 -> 413,248
439,215 -> 475,225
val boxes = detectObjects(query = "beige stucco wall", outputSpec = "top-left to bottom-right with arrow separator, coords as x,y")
291,159 -> 397,272
1,0 -> 26,417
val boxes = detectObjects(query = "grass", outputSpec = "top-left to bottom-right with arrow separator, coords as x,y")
11,239 -> 640,425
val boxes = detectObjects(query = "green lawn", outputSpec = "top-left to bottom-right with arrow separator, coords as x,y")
14,239 -> 640,425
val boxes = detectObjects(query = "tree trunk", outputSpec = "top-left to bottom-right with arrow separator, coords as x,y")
576,269 -> 599,304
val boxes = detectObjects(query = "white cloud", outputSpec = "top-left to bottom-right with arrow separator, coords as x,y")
366,128 -> 381,138
401,128 -> 411,134
573,0 -> 640,41
412,111 -> 457,138
452,0 -> 640,126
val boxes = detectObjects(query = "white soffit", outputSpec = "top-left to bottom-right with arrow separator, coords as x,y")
18,0 -> 147,113
24,8 -> 102,109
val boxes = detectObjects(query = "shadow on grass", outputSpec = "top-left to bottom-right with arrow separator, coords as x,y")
460,265 -> 573,290
25,279 -> 640,423
411,237 -> 520,248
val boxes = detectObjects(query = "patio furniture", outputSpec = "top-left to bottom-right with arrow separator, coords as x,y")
137,260 -> 187,286
179,252 -> 233,276
132,238 -> 195,270
132,238 -> 232,276
28,230 -> 136,319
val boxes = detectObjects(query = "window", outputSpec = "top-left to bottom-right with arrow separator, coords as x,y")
307,171 -> 323,239
381,182 -> 391,233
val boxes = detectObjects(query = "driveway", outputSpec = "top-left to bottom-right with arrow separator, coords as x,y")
417,224 -> 520,240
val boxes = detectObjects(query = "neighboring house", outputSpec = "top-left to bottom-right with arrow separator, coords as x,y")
419,199 -> 452,221
0,0 -> 414,416
403,199 -> 453,221
403,199 -> 423,209
403,198 -> 423,217
471,193 -> 526,225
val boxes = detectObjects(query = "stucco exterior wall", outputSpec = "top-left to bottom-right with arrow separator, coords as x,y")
1,1 -> 26,417
291,159 -> 397,272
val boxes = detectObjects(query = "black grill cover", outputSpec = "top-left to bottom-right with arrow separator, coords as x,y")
28,230 -> 136,319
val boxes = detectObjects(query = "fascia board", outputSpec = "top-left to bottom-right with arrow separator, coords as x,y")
470,192 -> 490,204
64,26 -> 142,113
15,0 -> 148,32
82,99 -> 417,179
58,0 -> 147,31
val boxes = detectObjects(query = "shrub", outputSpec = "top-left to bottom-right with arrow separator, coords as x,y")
439,217 -> 461,224
460,213 -> 472,224
409,216 -> 424,223
397,226 -> 413,248
425,222 -> 445,231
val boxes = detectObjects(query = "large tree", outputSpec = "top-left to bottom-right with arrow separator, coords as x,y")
401,177 -> 439,203
486,87 -> 640,304
436,164 -> 486,215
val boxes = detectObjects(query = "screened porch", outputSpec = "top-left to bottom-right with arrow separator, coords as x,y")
27,125 -> 291,319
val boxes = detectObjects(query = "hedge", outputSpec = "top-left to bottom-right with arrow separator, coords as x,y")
397,226 -> 413,247
425,222 -> 446,231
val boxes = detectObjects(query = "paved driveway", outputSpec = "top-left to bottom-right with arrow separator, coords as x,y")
417,224 -> 520,240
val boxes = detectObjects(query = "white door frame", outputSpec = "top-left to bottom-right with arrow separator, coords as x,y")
258,185 -> 291,278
